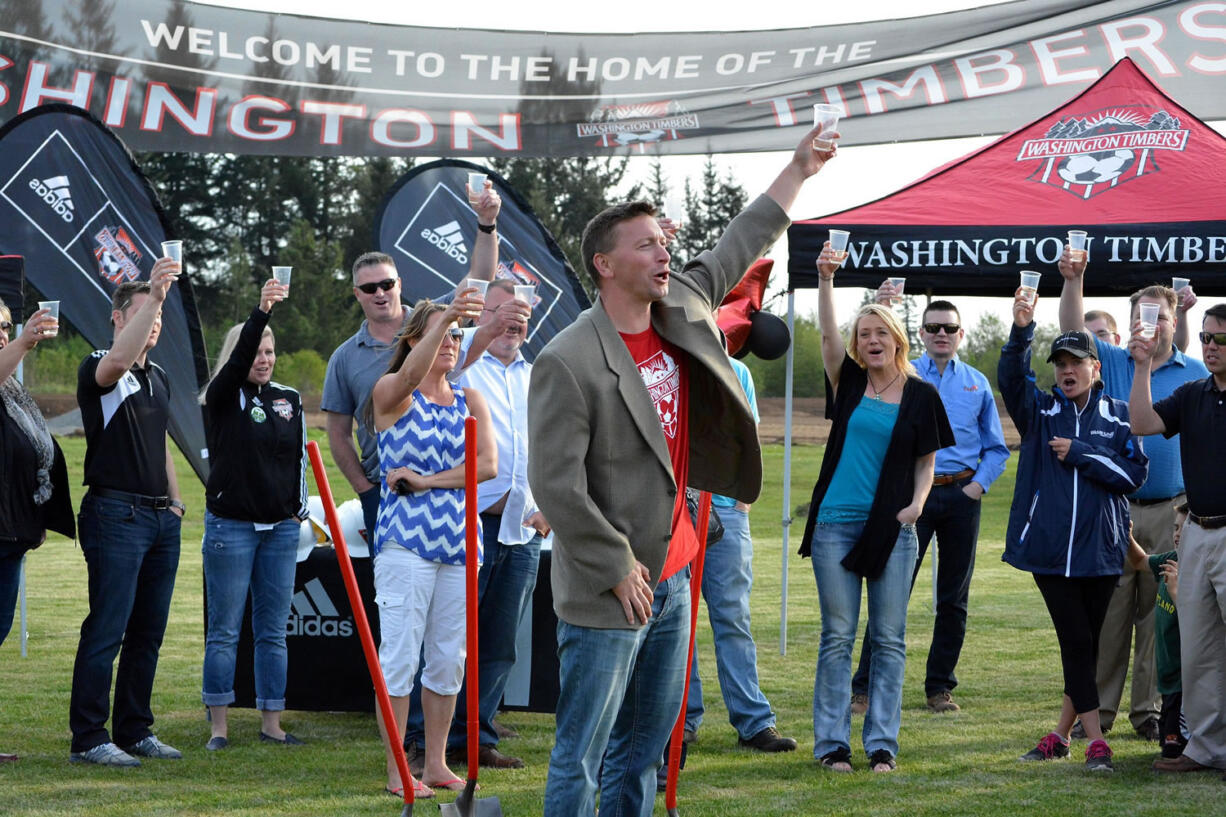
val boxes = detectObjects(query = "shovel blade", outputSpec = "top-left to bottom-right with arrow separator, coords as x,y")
438,787 -> 502,817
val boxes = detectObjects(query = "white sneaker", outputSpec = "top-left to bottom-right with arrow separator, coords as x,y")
69,742 -> 141,767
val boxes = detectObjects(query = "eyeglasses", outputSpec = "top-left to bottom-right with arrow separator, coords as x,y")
1200,331 -> 1226,346
922,323 -> 961,335
0,321 -> 11,332
356,278 -> 397,295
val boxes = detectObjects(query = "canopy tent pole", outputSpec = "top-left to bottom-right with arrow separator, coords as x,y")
16,323 -> 28,657
780,290 -> 796,655
927,287 -> 937,616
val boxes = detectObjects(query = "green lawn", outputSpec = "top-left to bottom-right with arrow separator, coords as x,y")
1,437 -> 1219,816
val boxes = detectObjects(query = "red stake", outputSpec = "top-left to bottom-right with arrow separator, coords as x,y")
665,491 -> 711,816
306,441 -> 415,815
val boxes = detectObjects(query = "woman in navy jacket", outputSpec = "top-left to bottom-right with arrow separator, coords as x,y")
999,290 -> 1147,773
200,278 -> 308,750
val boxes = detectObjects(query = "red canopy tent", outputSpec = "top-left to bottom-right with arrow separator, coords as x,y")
787,58 -> 1226,298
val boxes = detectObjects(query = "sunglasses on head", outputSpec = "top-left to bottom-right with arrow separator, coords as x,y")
1200,331 -> 1226,346
922,322 -> 960,335
356,278 -> 397,295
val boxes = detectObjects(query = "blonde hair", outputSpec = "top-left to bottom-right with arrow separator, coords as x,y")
0,296 -> 10,325
847,304 -> 917,378
199,322 -> 275,404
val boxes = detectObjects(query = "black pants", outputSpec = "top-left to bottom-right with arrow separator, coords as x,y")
853,480 -> 982,697
1159,691 -> 1186,758
1033,573 -> 1117,715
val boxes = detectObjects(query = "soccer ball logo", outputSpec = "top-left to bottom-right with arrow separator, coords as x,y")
1057,149 -> 1135,185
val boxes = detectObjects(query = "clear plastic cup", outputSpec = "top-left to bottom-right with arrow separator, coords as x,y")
37,300 -> 60,337
465,278 -> 489,296
1172,277 -> 1190,291
1139,302 -> 1160,339
1020,270 -> 1041,305
1067,230 -> 1088,261
160,240 -> 182,262
828,229 -> 850,252
813,104 -> 841,149
272,266 -> 292,286
888,277 -> 906,299
467,172 -> 487,196
514,284 -> 535,304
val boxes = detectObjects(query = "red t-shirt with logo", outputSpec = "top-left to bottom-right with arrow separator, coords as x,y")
620,326 -> 697,581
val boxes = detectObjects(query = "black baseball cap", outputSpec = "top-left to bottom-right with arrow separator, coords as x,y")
1047,330 -> 1098,362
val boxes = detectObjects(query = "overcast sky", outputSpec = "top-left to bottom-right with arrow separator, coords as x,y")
188,0 -> 1218,343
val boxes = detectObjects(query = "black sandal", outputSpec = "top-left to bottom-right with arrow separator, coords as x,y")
868,749 -> 897,772
820,748 -> 853,772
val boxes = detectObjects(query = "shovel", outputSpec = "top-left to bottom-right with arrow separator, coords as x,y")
440,416 -> 503,817
306,441 -> 416,817
664,491 -> 712,817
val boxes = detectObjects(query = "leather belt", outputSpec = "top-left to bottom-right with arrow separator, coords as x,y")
90,487 -> 172,510
1131,494 -> 1182,507
932,469 -> 975,487
1189,512 -> 1226,531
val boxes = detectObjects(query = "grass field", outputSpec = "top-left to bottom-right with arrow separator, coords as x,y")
1,436 -> 1220,816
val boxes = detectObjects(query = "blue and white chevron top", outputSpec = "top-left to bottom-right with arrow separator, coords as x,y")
374,388 -> 480,565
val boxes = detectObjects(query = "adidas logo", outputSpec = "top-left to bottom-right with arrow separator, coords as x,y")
286,577 -> 354,637
28,175 -> 75,223
420,220 -> 469,264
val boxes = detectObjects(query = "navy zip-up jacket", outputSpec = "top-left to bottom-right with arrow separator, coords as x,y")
998,323 -> 1148,577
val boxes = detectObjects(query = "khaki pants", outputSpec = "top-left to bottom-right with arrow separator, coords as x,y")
1094,498 -> 1178,730
1178,519 -> 1226,768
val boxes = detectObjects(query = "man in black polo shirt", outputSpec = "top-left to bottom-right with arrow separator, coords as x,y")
1129,302 -> 1226,775
69,264 -> 187,767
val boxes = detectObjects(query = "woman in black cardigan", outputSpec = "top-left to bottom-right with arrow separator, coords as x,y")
801,245 -> 953,773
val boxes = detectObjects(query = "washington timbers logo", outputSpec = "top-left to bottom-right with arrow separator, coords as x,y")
94,226 -> 143,284
577,100 -> 699,151
1016,106 -> 1188,199
637,349 -> 680,439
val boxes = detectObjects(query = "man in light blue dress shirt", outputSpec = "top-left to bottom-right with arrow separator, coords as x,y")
853,297 -> 1009,714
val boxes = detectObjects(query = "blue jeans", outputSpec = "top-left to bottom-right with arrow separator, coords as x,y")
69,494 -> 181,752
202,512 -> 299,710
853,480 -> 982,697
0,551 -> 24,646
544,569 -> 690,817
686,506 -> 775,739
359,484 -> 380,552
448,513 -> 542,748
811,520 -> 917,759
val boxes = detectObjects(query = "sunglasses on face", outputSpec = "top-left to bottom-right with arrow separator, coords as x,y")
356,278 -> 397,295
922,323 -> 960,335
0,321 -> 11,332
1200,331 -> 1226,346
447,327 -> 463,340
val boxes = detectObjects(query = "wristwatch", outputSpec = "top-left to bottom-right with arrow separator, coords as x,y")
477,222 -> 496,234
170,499 -> 187,513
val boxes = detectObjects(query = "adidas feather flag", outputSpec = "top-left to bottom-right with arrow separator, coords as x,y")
0,104 -> 211,480
375,159 -> 589,362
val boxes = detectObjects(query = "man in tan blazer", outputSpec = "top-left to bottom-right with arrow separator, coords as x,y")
529,124 -> 838,817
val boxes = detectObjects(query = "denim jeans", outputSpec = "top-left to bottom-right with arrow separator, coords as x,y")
359,484 -> 380,551
686,506 -> 775,739
202,512 -> 299,710
853,480 -> 981,697
811,520 -> 917,759
448,513 -> 542,749
544,569 -> 690,817
69,493 -> 181,752
0,551 -> 24,646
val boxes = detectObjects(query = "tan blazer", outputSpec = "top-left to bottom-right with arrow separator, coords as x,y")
528,195 -> 789,629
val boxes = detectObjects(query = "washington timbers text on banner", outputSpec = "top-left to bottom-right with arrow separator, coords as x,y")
1,1 -> 1223,158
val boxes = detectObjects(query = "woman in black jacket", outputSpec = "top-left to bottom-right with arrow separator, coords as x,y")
1,298 -> 74,764
801,245 -> 953,773
200,278 -> 308,750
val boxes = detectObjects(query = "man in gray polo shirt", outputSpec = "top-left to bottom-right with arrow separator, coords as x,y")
322,186 -> 502,539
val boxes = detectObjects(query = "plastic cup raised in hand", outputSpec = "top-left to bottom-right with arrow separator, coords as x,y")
514,284 -> 535,305
272,266 -> 292,288
1138,302 -> 1160,339
812,104 -> 841,149
828,229 -> 850,265
467,172 -> 487,197
888,277 -> 906,302
1067,230 -> 1088,261
160,240 -> 182,263
1019,270 -> 1041,305
1172,276 -> 1190,292
37,300 -> 60,337
466,278 -> 489,296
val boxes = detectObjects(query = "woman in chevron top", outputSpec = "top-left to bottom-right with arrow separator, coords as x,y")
367,293 -> 496,799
